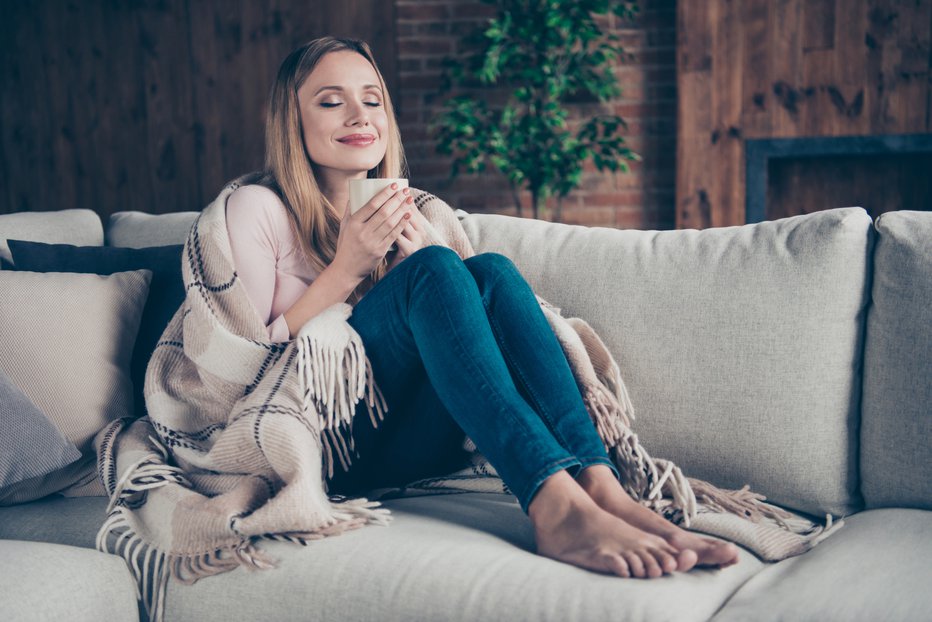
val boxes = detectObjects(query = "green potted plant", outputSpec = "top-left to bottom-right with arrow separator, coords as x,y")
432,0 -> 640,221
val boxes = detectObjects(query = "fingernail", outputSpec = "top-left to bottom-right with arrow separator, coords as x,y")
406,196 -> 413,203
403,187 -> 410,195
391,183 -> 398,190
404,212 -> 411,219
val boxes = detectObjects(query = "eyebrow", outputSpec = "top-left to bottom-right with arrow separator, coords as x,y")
314,84 -> 382,96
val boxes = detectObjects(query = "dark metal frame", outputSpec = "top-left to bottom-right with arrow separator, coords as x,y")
745,134 -> 932,223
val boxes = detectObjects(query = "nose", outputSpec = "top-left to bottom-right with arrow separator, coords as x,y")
346,99 -> 370,127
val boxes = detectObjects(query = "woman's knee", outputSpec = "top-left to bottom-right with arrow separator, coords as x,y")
401,245 -> 472,284
464,252 -> 521,289
406,245 -> 463,271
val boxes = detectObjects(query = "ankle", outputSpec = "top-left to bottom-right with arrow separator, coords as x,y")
527,470 -> 594,527
576,465 -> 620,496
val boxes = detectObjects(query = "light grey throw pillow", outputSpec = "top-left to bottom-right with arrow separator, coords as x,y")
107,210 -> 199,248
462,208 -> 873,517
861,211 -> 932,509
0,209 -> 103,265
0,369 -> 81,487
0,269 -> 151,505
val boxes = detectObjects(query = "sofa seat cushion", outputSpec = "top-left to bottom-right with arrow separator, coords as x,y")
166,493 -> 763,622
0,540 -> 139,622
461,208 -> 872,517
712,508 -> 932,622
0,496 -> 108,549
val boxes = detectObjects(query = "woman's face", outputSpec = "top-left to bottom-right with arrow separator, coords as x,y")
297,50 -> 389,186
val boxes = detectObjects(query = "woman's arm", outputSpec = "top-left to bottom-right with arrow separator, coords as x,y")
227,184 -> 370,340
226,186 -> 282,332
227,183 -> 410,341
281,262 -> 361,338
283,185 -> 413,335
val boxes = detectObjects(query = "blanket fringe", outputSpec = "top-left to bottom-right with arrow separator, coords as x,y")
328,496 -> 393,526
296,307 -> 389,479
100,452 -> 392,622
688,478 -> 794,524
584,384 -> 699,525
99,507 -> 277,622
297,329 -> 366,430
106,454 -> 190,514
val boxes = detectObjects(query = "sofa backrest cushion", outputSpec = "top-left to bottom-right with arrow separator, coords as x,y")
0,368 -> 82,489
0,209 -> 102,266
0,269 -> 151,505
462,208 -> 873,517
107,210 -> 199,247
8,241 -> 186,421
861,210 -> 932,510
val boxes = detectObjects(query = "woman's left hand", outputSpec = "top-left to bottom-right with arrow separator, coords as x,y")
387,208 -> 429,271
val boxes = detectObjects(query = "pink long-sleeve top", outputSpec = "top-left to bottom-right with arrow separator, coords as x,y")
225,184 -> 320,342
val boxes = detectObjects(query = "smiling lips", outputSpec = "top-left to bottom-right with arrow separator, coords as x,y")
337,133 -> 377,146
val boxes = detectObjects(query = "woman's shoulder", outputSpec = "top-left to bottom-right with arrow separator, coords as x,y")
227,184 -> 291,227
228,183 -> 287,211
226,184 -> 295,248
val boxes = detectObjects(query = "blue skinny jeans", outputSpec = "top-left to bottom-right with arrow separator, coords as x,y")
327,245 -> 618,512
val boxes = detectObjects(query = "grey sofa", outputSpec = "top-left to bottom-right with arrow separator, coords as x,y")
1,204 -> 930,621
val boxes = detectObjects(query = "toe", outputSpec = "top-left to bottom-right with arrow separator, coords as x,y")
699,539 -> 741,567
642,551 -> 664,578
677,548 -> 698,572
623,551 -> 646,578
656,549 -> 678,574
719,542 -> 741,566
605,554 -> 631,578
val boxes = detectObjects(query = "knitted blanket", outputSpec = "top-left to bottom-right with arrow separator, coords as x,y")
95,173 -> 840,621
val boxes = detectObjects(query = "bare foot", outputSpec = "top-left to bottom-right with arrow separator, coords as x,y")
577,466 -> 740,571
528,470 -> 684,578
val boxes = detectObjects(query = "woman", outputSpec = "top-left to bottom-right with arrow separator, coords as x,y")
225,36 -> 739,579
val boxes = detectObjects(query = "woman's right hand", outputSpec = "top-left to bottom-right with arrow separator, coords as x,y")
331,183 -> 413,282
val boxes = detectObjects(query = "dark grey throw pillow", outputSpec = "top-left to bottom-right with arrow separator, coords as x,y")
0,369 -> 82,488
8,240 -> 185,419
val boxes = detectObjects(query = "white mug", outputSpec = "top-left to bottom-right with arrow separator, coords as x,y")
348,178 -> 409,215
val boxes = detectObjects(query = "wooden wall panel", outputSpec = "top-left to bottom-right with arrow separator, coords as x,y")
1,1 -> 396,218
677,0 -> 932,228
676,0 -> 714,227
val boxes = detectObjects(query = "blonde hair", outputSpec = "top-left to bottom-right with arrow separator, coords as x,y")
263,36 -> 406,302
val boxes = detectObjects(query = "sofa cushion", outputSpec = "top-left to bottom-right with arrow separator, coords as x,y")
107,210 -> 199,247
462,208 -> 873,517
861,210 -> 932,510
0,369 -> 81,488
0,209 -> 103,266
0,496 -> 108,549
0,270 -> 151,505
0,540 -> 139,622
9,240 -> 186,419
165,492 -> 763,622
712,508 -> 932,621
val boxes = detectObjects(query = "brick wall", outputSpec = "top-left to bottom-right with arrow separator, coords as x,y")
394,0 -> 677,229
